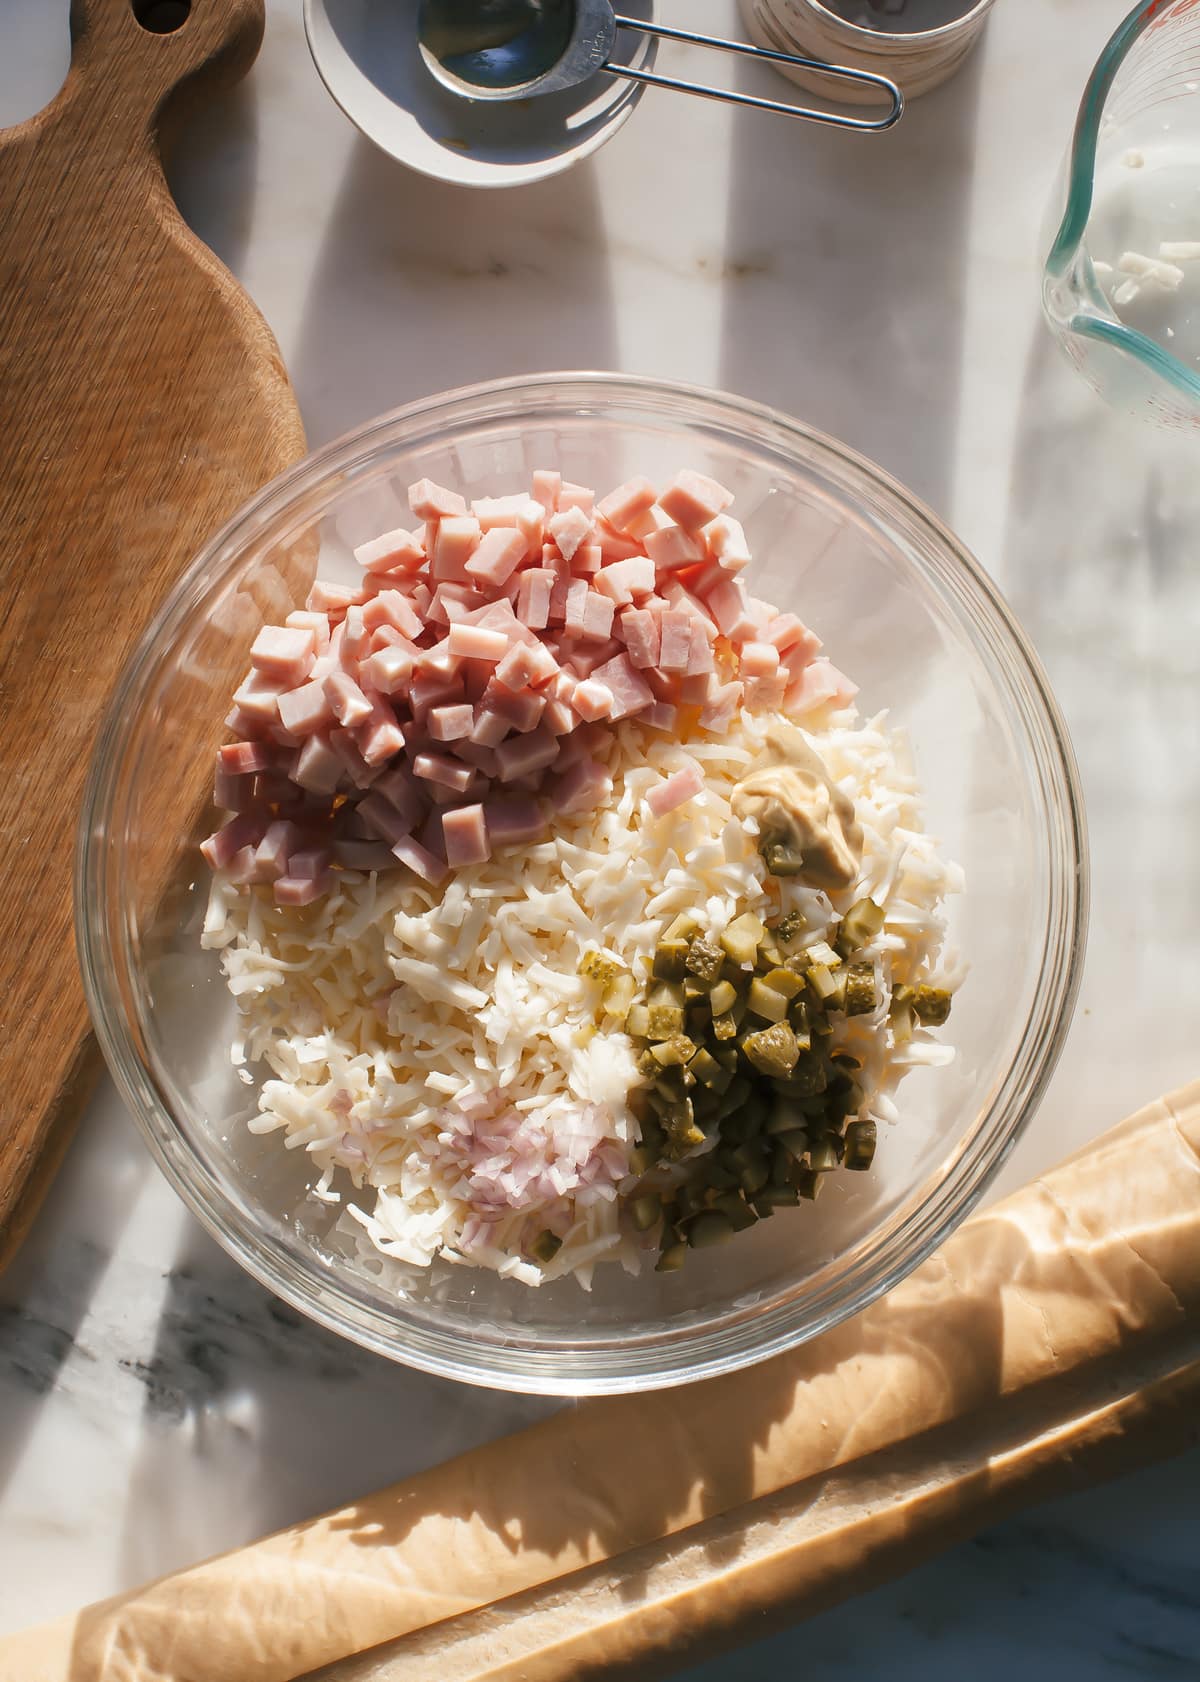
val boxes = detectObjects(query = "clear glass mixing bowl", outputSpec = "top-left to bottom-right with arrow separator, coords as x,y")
77,373 -> 1087,1394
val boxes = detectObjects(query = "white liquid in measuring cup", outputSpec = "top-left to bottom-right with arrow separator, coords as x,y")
1088,136 -> 1200,368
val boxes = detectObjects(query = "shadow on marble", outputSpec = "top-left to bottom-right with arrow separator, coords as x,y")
999,322 -> 1200,1137
288,135 -> 619,446
111,1216 -> 559,1589
0,1084 -> 151,1502
717,43 -> 985,520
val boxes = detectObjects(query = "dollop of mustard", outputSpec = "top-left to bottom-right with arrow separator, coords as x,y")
731,722 -> 862,892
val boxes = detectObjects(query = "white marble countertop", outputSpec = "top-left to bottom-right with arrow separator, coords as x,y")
2,0 -> 1199,1672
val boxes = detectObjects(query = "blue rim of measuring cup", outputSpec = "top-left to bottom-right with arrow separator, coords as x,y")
1045,0 -> 1200,406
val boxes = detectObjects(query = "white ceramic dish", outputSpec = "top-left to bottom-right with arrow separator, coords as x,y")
303,0 -> 657,189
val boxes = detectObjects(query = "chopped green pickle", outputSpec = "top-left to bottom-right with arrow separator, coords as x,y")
913,984 -> 952,1026
713,1193 -> 757,1232
809,1138 -> 841,1173
762,966 -> 805,1001
531,1230 -> 562,1264
630,1193 -> 662,1231
719,912 -> 766,966
685,936 -> 725,983
773,909 -> 806,946
756,937 -> 786,969
804,939 -> 841,969
578,950 -> 622,986
837,898 -> 885,955
647,1004 -> 685,1038
624,1002 -> 651,1038
708,979 -> 737,1017
662,911 -> 702,945
844,1120 -> 877,1170
655,1242 -> 688,1273
604,971 -> 636,1017
651,1034 -> 697,1067
844,962 -> 877,1016
762,841 -> 807,876
746,977 -> 789,1023
806,962 -> 839,1003
774,1127 -> 810,1160
712,1010 -> 739,1041
797,1169 -> 822,1201
686,1210 -> 736,1248
652,939 -> 690,981
742,1021 -> 801,1079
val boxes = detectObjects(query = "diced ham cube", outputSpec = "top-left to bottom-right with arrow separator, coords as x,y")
463,525 -> 528,588
274,873 -> 329,907
531,469 -> 561,512
453,740 -> 500,777
391,836 -> 448,884
642,700 -> 679,733
306,581 -> 362,619
232,670 -> 288,727
200,814 -> 261,871
644,524 -> 704,573
571,679 -> 613,722
595,521 -> 642,562
250,625 -> 315,685
285,609 -> 331,651
591,652 -> 654,720
680,672 -> 717,705
354,699 -> 406,765
594,554 -> 656,606
619,607 -> 660,669
362,590 -> 425,640
470,707 -> 511,748
287,846 -> 333,882
495,727 -> 560,783
645,760 -> 704,817
429,703 -> 475,742
213,766 -> 251,811
277,679 -> 336,737
429,515 -> 481,581
323,669 -> 372,728
427,583 -> 486,627
686,618 -> 715,676
495,639 -> 558,690
218,740 -> 272,775
328,727 -> 383,789
441,803 -> 490,867
659,469 -> 734,532
701,513 -> 751,571
408,478 -> 467,520
579,590 -> 616,642
415,637 -> 461,682
471,492 -> 531,529
704,576 -> 758,643
293,732 -> 343,793
765,614 -> 823,661
487,684 -> 545,733
556,757 -> 613,815
556,480 -> 595,515
622,504 -> 671,543
548,506 -> 593,562
355,527 -> 425,575
564,577 -> 591,631
357,790 -> 415,845
254,820 -> 302,881
413,752 -> 475,792
563,637 -> 621,678
515,568 -> 554,630
223,845 -> 260,886
743,672 -> 788,710
372,764 -> 426,823
658,609 -> 693,672
484,796 -> 546,847
740,640 -> 780,678
447,621 -> 510,662
785,657 -> 859,715
573,543 -> 603,577
596,476 -> 656,533
542,697 -> 577,736
364,643 -> 415,696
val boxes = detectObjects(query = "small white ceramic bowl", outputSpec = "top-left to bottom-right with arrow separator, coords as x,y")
304,0 -> 657,188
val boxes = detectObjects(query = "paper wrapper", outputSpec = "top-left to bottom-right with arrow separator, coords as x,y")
5,1084 -> 1199,1682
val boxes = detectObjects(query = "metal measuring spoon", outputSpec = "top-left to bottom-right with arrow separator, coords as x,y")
417,0 -> 904,130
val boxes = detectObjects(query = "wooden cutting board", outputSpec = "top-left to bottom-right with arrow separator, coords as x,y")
0,0 -> 306,1270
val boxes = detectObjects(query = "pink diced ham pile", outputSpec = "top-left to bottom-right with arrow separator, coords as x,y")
202,470 -> 857,903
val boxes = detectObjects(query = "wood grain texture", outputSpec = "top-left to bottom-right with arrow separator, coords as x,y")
0,0 -> 306,1270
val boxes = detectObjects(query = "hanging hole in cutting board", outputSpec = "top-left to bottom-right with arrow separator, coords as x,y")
132,0 -> 192,34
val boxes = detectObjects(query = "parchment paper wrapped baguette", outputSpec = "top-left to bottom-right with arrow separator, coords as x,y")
5,1084 -> 1198,1682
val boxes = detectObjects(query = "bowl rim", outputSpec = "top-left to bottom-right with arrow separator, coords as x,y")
76,370 -> 1089,1395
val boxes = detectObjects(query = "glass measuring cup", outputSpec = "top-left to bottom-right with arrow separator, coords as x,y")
1043,0 -> 1200,429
